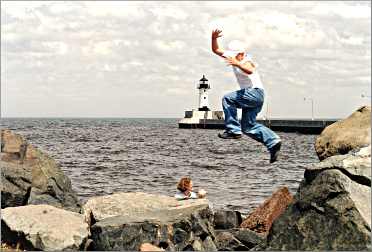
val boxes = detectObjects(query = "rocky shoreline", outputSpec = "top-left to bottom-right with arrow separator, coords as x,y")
1,106 -> 371,251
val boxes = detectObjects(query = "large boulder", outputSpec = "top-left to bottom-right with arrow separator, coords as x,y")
261,146 -> 371,250
1,204 -> 89,251
1,129 -> 81,212
315,106 -> 371,161
84,192 -> 218,251
240,187 -> 293,234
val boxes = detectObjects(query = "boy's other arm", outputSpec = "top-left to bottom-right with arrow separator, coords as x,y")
225,57 -> 256,75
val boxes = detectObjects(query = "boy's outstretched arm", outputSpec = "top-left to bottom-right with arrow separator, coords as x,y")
211,29 -> 225,58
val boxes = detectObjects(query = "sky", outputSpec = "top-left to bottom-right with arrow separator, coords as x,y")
1,1 -> 371,118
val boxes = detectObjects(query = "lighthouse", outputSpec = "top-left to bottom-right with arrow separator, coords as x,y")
178,75 -> 224,127
197,75 -> 210,111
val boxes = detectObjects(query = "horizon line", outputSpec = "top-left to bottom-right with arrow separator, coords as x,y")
0,116 -> 343,120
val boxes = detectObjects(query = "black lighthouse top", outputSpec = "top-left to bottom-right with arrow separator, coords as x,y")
197,75 -> 210,89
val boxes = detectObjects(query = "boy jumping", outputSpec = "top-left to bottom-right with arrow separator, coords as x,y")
211,29 -> 281,163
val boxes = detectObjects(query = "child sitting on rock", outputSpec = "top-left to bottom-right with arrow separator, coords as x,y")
175,177 -> 206,200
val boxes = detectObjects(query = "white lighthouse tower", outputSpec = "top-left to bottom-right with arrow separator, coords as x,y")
178,75 -> 224,127
197,75 -> 210,111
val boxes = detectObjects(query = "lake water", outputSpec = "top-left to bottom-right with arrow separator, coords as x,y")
1,118 -> 319,214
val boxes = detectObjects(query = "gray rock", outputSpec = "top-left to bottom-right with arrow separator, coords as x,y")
1,205 -> 89,251
214,210 -> 242,229
87,192 -> 217,251
262,146 -> 371,250
214,231 -> 249,251
1,129 -> 81,212
315,106 -> 371,160
305,145 -> 371,228
229,228 -> 266,249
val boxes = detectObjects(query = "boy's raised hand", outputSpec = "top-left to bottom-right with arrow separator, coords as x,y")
212,29 -> 223,39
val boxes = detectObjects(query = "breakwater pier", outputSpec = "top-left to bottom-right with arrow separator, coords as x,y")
178,111 -> 339,134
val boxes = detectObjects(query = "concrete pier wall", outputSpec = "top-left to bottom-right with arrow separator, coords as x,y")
179,118 -> 339,134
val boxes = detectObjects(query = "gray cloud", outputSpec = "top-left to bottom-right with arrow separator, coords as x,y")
1,1 -> 370,118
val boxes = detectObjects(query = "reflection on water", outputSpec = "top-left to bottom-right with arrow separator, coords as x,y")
1,118 -> 318,214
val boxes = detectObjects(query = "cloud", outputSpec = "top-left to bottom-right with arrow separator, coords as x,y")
309,2 -> 371,19
1,1 -> 48,19
84,1 -> 146,19
1,1 -> 370,118
338,35 -> 365,46
149,5 -> 188,20
153,40 -> 187,52
42,41 -> 68,54
48,2 -> 83,14
208,10 -> 328,50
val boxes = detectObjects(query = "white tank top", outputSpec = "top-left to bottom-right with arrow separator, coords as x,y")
223,51 -> 264,90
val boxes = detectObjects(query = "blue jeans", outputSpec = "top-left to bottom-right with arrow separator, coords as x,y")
222,88 -> 280,149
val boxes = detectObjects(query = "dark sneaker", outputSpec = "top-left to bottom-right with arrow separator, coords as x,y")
269,141 -> 281,163
218,131 -> 242,139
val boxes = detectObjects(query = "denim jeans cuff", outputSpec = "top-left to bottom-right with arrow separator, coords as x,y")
268,139 -> 281,149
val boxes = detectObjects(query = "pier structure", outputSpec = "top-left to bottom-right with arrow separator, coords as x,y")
179,117 -> 339,134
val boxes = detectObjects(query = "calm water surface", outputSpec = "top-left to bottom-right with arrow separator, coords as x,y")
1,118 -> 319,214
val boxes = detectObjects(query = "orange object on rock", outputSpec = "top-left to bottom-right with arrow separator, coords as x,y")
139,243 -> 164,251
240,187 -> 293,234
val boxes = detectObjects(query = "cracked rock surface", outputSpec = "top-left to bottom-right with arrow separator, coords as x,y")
260,146 -> 371,250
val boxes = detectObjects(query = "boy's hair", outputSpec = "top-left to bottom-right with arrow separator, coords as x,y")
177,177 -> 192,192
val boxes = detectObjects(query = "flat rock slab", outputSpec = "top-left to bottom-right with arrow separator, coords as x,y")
93,203 -> 210,225
83,192 -> 209,222
1,205 -> 89,251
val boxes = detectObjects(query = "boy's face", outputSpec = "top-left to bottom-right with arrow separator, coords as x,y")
235,52 -> 245,61
186,181 -> 193,191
